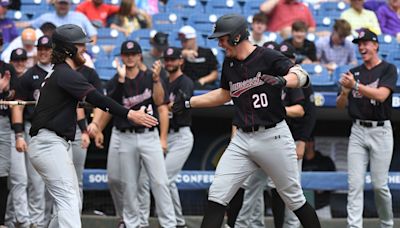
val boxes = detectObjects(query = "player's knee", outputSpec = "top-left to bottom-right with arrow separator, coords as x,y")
277,187 -> 306,211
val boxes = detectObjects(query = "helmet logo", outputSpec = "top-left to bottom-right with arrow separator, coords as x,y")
126,42 -> 134,49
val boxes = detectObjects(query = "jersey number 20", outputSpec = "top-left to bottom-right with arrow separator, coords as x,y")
252,93 -> 268,108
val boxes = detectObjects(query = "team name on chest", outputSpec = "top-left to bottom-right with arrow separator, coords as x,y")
229,72 -> 265,97
122,88 -> 152,109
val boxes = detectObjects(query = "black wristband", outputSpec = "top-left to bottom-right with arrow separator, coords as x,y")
77,119 -> 88,133
12,123 -> 24,134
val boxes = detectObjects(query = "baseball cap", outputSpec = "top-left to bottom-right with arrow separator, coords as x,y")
10,48 -> 28,61
21,28 -> 37,45
151,32 -> 169,51
163,47 -> 182,59
263,41 -> 279,50
0,0 -> 10,7
36,35 -> 52,48
120,40 -> 142,54
279,43 -> 296,59
178,25 -> 196,40
352,28 -> 379,44
56,0 -> 71,3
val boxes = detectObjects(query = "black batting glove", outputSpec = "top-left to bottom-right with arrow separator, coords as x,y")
261,74 -> 287,88
172,89 -> 191,115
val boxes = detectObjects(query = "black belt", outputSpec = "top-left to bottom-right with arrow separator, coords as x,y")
168,126 -> 189,133
119,127 -> 155,133
238,124 -> 277,133
353,119 -> 385,128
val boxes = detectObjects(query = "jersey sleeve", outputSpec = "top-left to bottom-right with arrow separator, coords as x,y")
14,70 -> 31,100
379,63 -> 397,91
220,59 -> 230,91
287,88 -> 305,105
267,49 -> 294,76
57,70 -> 96,101
87,67 -> 103,93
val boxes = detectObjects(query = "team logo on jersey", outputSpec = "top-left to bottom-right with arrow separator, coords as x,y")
229,72 -> 265,97
122,88 -> 152,109
33,75 -> 39,80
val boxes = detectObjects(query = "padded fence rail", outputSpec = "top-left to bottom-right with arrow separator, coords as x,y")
83,170 -> 400,191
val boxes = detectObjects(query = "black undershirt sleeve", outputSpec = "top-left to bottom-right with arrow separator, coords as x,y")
85,89 -> 129,119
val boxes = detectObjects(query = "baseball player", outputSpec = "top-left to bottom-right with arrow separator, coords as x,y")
8,36 -> 51,227
27,24 -> 158,228
91,40 -> 177,228
0,47 -> 17,228
232,43 -> 317,228
137,47 -> 194,228
337,28 -> 397,228
172,14 -> 321,228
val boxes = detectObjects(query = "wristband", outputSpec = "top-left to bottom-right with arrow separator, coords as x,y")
184,99 -> 191,109
77,119 -> 88,133
15,132 -> 24,140
353,80 -> 360,91
12,123 -> 24,134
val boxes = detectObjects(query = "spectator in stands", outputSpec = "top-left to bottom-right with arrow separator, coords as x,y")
376,0 -> 400,39
9,48 -> 28,77
340,0 -> 382,36
2,28 -> 37,68
178,25 -> 218,90
249,12 -> 269,46
110,0 -> 152,37
142,31 -> 169,69
282,21 -> 317,64
76,0 -> 119,28
0,0 -> 18,45
260,0 -> 316,39
16,0 -> 98,44
302,138 -> 336,219
316,19 -> 357,72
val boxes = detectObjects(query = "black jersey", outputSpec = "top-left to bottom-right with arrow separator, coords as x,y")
347,60 -> 397,120
283,86 -> 317,141
182,47 -> 218,82
0,61 -> 17,116
221,46 -> 294,128
168,74 -> 194,129
29,63 -> 96,140
15,64 -> 49,121
77,65 -> 103,93
106,70 -> 169,130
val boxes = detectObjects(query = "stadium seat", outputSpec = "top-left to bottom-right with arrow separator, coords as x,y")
166,0 -> 204,13
205,0 -> 241,14
302,64 -> 336,90
332,64 -> 353,83
97,68 -> 116,81
315,15 -> 334,32
152,12 -> 183,32
243,0 -> 265,16
96,28 -> 125,45
318,1 -> 349,17
6,10 -> 29,21
377,34 -> 398,59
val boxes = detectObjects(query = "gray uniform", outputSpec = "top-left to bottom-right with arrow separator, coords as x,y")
343,60 -> 397,228
0,115 -> 11,178
6,122 -> 46,228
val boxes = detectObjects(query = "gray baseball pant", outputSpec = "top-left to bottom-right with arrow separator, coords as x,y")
209,121 -> 306,213
107,127 -> 176,228
138,127 -> 194,227
0,115 -> 11,177
6,122 -> 46,227
347,120 -> 393,228
28,129 -> 81,228
70,127 -> 87,210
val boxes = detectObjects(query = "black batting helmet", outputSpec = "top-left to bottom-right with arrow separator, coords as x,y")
52,24 -> 91,57
208,14 -> 249,46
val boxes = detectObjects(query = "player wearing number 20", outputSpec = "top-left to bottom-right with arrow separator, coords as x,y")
172,14 -> 321,228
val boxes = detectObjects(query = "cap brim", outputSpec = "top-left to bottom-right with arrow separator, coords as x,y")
352,38 -> 378,44
208,32 -> 230,40
73,37 -> 92,44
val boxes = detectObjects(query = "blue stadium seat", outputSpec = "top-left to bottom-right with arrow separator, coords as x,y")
96,28 -> 125,46
6,10 -> 29,21
205,0 -> 241,14
152,12 -> 183,32
243,0 -> 264,15
97,68 -> 116,81
333,64 -> 353,83
302,64 -> 336,90
377,34 -> 398,59
315,15 -> 334,32
318,1 -> 349,17
20,0 -> 43,5
166,0 -> 204,13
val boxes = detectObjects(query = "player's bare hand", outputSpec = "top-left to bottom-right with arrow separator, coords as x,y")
152,60 -> 162,82
160,138 -> 168,154
16,137 -> 28,152
0,70 -> 11,92
87,122 -> 99,138
127,107 -> 158,128
339,72 -> 355,89
261,74 -> 287,88
95,132 -> 104,149
81,132 -> 90,149
115,57 -> 126,83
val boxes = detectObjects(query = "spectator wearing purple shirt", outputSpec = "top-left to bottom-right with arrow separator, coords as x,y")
376,0 -> 400,38
0,0 -> 18,44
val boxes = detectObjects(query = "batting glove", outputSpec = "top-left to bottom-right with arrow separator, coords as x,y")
261,74 -> 287,88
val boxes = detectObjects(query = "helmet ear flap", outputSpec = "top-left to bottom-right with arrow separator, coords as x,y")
230,34 -> 241,46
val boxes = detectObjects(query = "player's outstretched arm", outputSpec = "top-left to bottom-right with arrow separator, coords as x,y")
85,90 -> 158,128
172,88 -> 231,114
11,104 -> 28,152
261,65 -> 310,89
